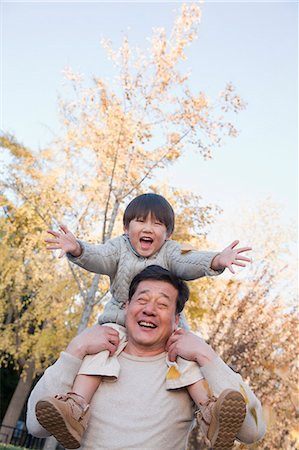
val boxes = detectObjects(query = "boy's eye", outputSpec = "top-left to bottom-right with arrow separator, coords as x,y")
136,218 -> 144,222
154,220 -> 163,225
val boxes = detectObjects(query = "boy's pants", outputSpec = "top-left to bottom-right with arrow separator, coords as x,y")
78,323 -> 204,389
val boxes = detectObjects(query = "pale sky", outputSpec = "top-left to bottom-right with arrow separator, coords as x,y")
1,1 -> 298,235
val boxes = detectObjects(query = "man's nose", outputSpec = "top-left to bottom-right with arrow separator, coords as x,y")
143,302 -> 156,315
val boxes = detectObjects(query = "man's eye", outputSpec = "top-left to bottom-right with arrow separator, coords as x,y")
158,303 -> 168,308
138,298 -> 147,304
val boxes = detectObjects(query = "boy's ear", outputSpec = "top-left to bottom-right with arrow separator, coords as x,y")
123,225 -> 128,234
166,232 -> 172,241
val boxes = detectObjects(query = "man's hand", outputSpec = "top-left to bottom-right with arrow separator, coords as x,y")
45,224 -> 82,258
211,240 -> 252,274
166,329 -> 217,366
66,325 -> 120,360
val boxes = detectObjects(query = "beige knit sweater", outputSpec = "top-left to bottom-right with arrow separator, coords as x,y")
26,352 -> 266,449
68,235 -> 223,327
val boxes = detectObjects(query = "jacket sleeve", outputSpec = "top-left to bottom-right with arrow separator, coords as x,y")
200,356 -> 266,444
67,237 -> 121,278
26,352 -> 82,437
166,241 -> 224,280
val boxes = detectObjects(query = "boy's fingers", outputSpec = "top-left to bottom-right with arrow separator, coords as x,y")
237,246 -> 252,253
46,245 -> 62,250
59,224 -> 69,234
108,342 -> 117,355
236,255 -> 251,262
168,346 -> 177,362
230,240 -> 239,249
44,238 -> 59,244
228,264 -> 235,274
109,335 -> 120,346
47,230 -> 59,237
58,249 -> 66,258
233,262 -> 246,267
103,326 -> 120,337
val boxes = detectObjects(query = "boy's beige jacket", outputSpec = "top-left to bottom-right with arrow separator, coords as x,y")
68,234 -> 222,327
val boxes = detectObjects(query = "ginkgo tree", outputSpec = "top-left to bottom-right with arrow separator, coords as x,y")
1,2 -> 246,441
44,1 -> 244,332
186,202 -> 298,450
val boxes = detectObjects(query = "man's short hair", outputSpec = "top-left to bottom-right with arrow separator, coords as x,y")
123,193 -> 175,236
128,265 -> 189,314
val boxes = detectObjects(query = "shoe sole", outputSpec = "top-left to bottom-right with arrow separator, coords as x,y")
209,389 -> 246,450
36,400 -> 81,449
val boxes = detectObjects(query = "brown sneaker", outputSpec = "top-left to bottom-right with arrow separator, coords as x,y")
196,389 -> 246,450
35,392 -> 90,449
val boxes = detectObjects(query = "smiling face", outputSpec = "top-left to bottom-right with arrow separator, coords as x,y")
124,213 -> 171,257
125,279 -> 180,356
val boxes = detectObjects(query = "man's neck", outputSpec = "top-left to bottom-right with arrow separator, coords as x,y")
123,342 -> 166,357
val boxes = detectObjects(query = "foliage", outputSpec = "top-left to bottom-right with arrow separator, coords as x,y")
1,3 -> 243,347
0,193 -> 79,375
186,203 -> 298,450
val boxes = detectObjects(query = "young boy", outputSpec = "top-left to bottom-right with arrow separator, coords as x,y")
36,193 -> 251,449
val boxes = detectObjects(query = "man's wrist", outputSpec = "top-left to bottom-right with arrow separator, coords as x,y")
195,344 -> 217,367
66,339 -> 86,359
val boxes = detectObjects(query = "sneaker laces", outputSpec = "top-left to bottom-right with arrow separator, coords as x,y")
54,392 -> 89,421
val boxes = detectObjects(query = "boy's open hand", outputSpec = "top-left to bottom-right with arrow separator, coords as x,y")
211,240 -> 252,274
45,224 -> 82,258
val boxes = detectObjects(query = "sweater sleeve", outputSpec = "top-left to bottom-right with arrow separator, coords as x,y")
166,241 -> 224,280
200,356 -> 266,444
26,352 -> 82,437
67,237 -> 121,278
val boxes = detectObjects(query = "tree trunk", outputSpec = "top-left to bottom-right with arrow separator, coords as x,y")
77,273 -> 100,333
0,359 -> 35,443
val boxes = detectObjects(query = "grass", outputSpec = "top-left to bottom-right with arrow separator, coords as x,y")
0,445 -> 27,450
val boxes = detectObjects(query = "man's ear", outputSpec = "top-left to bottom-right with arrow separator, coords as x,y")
125,301 -> 129,313
174,314 -> 180,329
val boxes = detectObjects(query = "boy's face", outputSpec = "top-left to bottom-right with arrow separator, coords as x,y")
124,213 -> 170,257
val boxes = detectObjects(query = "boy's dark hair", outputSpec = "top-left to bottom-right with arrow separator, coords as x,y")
128,265 -> 189,314
123,193 -> 175,235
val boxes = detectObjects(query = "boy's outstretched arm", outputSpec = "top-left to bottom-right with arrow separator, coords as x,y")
211,240 -> 252,274
45,224 -> 82,258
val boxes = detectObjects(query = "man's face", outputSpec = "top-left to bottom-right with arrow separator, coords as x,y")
125,279 -> 180,356
124,213 -> 170,257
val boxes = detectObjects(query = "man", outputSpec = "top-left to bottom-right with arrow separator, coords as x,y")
26,265 -> 265,449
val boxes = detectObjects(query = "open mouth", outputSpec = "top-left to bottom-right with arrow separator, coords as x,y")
140,237 -> 153,250
138,321 -> 157,329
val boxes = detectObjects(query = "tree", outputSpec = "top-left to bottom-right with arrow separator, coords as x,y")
2,2 -> 244,334
1,1 -> 245,439
186,202 -> 298,449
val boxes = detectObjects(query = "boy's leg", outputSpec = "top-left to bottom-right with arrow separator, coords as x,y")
72,373 -> 101,403
36,374 -> 101,449
188,380 -> 246,450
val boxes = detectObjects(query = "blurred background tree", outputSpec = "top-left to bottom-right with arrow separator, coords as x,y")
0,2 -> 297,449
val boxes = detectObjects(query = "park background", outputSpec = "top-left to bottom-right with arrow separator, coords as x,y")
0,1 -> 298,449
